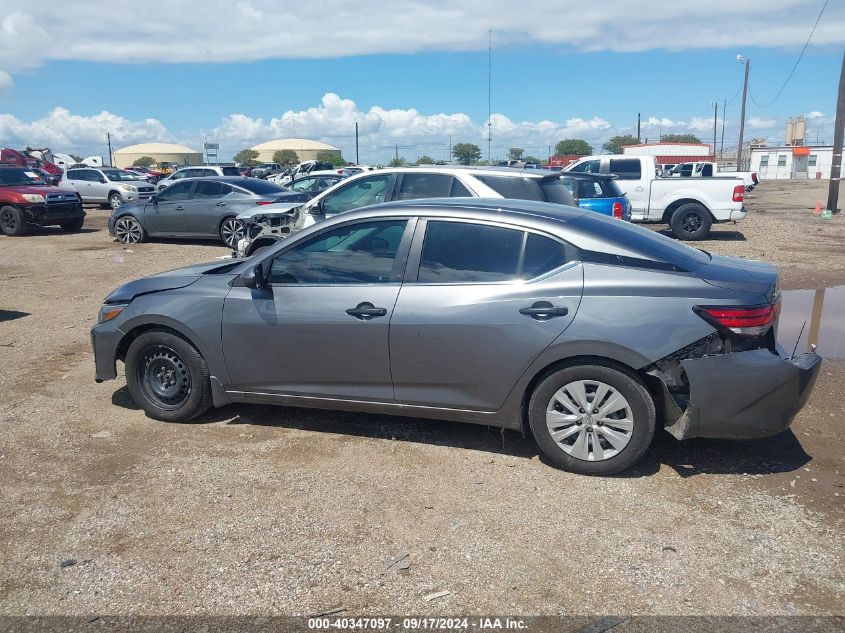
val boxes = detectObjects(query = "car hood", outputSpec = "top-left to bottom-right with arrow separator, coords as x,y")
693,253 -> 778,302
6,184 -> 72,196
104,260 -> 237,302
236,202 -> 303,220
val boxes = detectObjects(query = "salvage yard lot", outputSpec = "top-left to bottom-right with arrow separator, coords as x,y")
0,180 -> 843,615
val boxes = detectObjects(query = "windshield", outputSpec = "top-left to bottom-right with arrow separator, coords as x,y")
102,169 -> 142,181
0,168 -> 47,186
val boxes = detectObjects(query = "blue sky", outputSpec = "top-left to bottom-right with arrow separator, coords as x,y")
0,1 -> 842,163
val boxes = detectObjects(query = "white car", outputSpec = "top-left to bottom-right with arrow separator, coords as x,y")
156,165 -> 243,191
60,167 -> 156,209
565,154 -> 746,240
235,165 -> 577,256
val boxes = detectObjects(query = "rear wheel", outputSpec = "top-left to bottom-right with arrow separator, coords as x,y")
220,217 -> 244,248
125,331 -> 212,422
528,363 -> 655,475
114,215 -> 146,243
0,205 -> 27,236
60,217 -> 84,232
670,203 -> 712,240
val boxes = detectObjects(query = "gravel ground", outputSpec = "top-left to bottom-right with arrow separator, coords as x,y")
0,180 -> 842,617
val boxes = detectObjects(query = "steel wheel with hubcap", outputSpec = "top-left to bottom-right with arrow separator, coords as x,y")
114,216 -> 146,243
545,380 -> 633,461
529,363 -> 655,475
109,192 -> 124,210
220,217 -> 244,248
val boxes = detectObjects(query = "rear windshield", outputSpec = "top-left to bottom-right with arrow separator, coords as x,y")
237,179 -> 290,194
602,179 -> 623,196
476,175 -> 545,201
572,213 -> 711,270
221,166 -> 242,176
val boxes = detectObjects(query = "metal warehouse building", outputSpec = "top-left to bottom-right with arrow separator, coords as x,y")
250,138 -> 341,162
113,142 -> 203,168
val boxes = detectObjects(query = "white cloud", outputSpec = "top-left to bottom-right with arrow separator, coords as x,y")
0,95 -> 835,163
0,70 -> 12,92
0,1 -> 842,78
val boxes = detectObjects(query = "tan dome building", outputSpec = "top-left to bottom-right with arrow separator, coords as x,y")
113,142 -> 203,168
251,138 -> 341,162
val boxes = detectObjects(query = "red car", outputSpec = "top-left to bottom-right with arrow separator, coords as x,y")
0,166 -> 85,236
1,147 -> 64,177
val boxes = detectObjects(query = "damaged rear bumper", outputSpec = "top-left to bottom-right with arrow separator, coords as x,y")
662,349 -> 822,440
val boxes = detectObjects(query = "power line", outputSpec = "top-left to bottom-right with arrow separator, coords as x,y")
749,0 -> 828,108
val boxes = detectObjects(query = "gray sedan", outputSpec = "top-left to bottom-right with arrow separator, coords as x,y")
107,176 -> 297,248
91,198 -> 820,475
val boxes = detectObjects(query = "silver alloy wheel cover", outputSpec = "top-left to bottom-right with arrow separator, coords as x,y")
110,194 -> 123,209
114,216 -> 143,243
546,379 -> 634,462
221,218 -> 244,248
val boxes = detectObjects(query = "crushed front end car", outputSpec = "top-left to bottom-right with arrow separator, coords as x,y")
647,299 -> 822,441
235,203 -> 307,257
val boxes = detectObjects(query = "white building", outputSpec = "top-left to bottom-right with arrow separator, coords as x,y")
749,146 -> 837,180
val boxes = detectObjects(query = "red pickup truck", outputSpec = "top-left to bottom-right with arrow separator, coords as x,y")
0,166 -> 85,236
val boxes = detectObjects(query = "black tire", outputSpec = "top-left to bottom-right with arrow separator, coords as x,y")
0,205 -> 28,236
219,216 -> 245,248
669,203 -> 712,240
113,215 -> 147,243
528,363 -> 655,475
109,192 -> 124,210
60,217 -> 85,232
125,331 -> 212,422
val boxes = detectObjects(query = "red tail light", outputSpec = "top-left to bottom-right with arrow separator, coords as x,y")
732,185 -> 744,202
612,201 -> 623,219
751,172 -> 758,184
694,303 -> 779,337
256,201 -> 273,205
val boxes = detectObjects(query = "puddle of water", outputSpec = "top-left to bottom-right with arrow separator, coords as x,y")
777,285 -> 845,359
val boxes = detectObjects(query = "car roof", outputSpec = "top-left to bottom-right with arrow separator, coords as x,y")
363,165 -> 561,178
175,175 -> 282,185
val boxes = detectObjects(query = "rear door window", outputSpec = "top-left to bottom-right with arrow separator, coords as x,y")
320,174 -> 393,215
475,176 -> 545,201
193,181 -> 224,198
607,159 -> 641,180
522,233 -> 569,278
418,221 -> 523,283
397,173 -> 454,199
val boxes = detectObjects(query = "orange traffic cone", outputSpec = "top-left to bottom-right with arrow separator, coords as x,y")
814,200 -> 822,214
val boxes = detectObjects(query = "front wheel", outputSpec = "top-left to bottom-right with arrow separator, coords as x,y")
109,192 -> 124,210
114,215 -> 146,243
125,331 -> 212,422
220,217 -> 244,248
669,203 -> 712,241
528,364 -> 656,475
0,205 -> 28,236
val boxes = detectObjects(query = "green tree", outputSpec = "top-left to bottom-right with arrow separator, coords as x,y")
602,134 -> 639,154
417,155 -> 435,164
523,155 -> 542,165
389,157 -> 406,167
508,147 -> 524,160
452,142 -> 481,165
132,156 -> 156,167
660,133 -> 701,143
554,139 -> 593,156
315,150 -> 347,167
233,148 -> 259,167
272,149 -> 299,166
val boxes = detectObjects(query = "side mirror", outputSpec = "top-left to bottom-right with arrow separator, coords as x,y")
149,193 -> 158,204
99,177 -> 107,183
241,262 -> 266,289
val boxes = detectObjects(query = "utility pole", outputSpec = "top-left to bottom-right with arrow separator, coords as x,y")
355,121 -> 359,165
448,135 -> 452,163
394,143 -> 399,164
736,55 -> 750,170
106,131 -> 113,167
827,48 -> 844,214
720,98 -> 726,158
712,101 -> 718,158
487,29 -> 492,164
637,112 -> 641,142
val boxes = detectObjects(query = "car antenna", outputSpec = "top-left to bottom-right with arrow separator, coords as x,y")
791,320 -> 807,359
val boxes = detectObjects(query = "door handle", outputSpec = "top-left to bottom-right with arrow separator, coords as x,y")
175,206 -> 184,211
519,301 -> 569,320
346,302 -> 388,320
215,202 -> 227,206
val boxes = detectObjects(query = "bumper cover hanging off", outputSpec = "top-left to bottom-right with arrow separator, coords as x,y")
664,349 -> 822,440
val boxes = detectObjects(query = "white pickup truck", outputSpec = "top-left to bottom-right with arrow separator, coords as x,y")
564,155 -> 746,240
667,162 -> 759,191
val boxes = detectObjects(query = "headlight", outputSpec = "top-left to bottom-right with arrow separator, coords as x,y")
98,304 -> 127,323
119,184 -> 137,192
22,193 -> 45,203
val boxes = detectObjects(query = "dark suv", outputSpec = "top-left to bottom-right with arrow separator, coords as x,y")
0,166 -> 85,236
